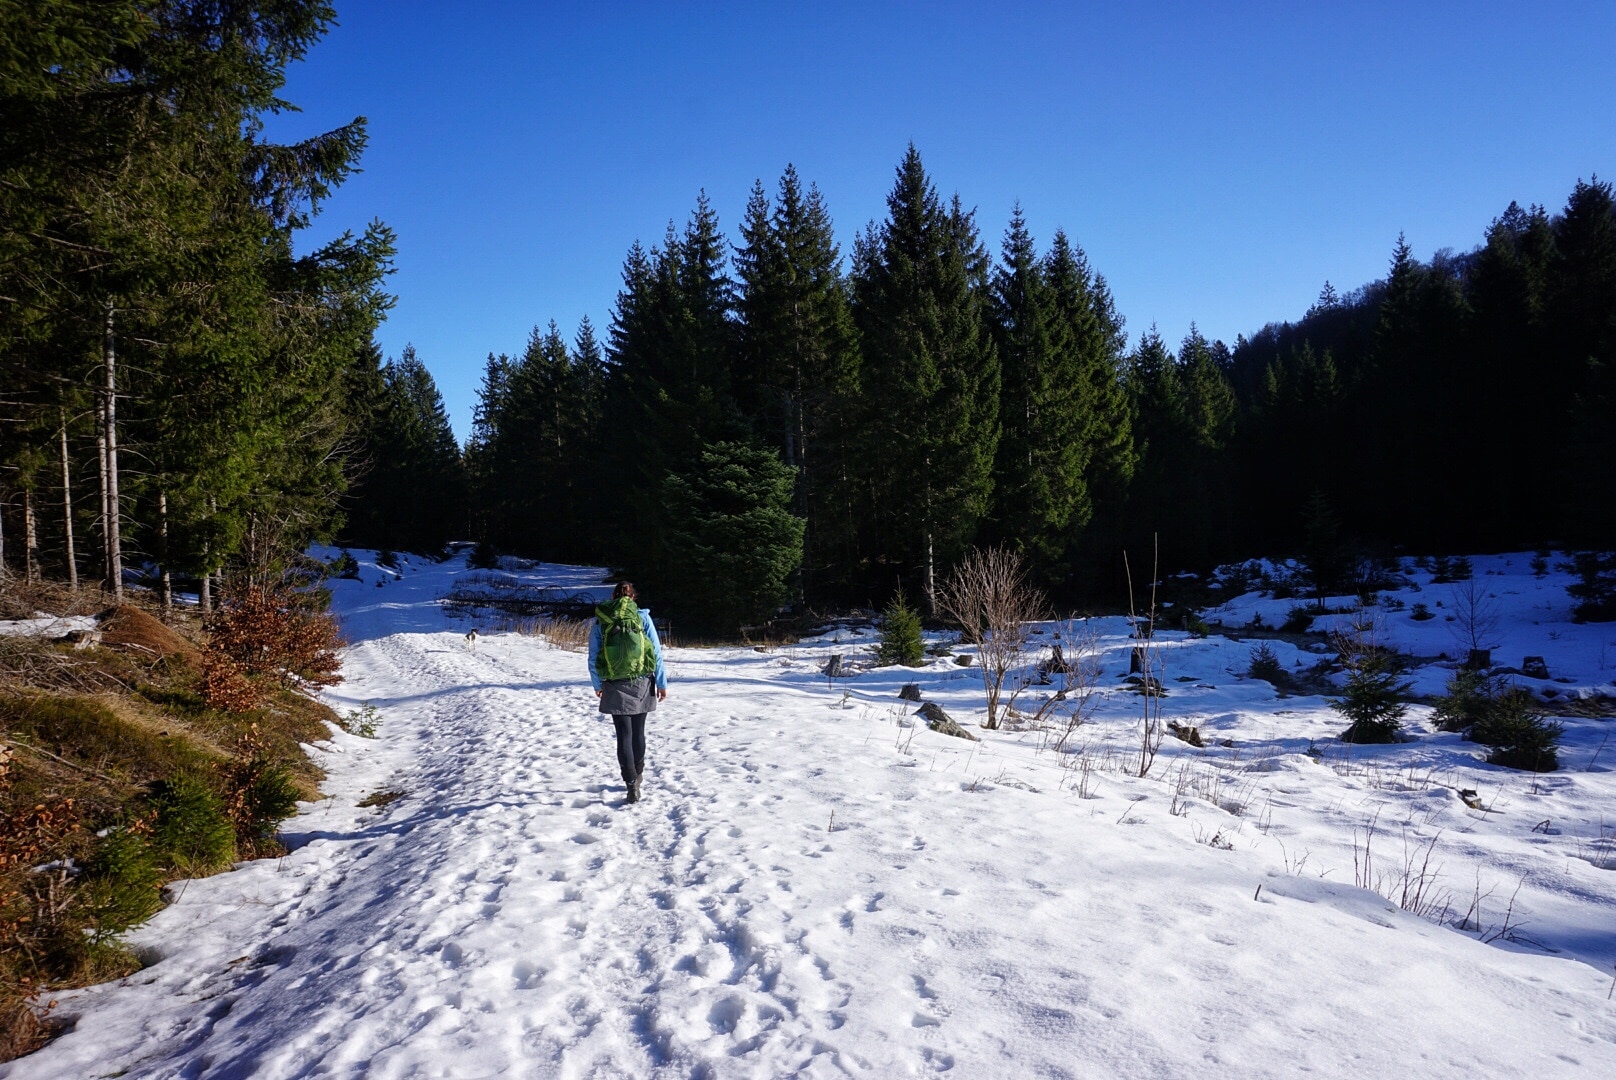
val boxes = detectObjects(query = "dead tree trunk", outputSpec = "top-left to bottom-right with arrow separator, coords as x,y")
924,529 -> 936,618
158,490 -> 172,614
23,489 -> 39,582
97,403 -> 109,586
103,301 -> 123,601
60,413 -> 77,590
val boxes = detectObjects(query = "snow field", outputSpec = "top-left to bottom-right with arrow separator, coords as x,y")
4,551 -> 1615,1078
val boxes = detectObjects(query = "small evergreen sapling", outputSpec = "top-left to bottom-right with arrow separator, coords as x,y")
1564,551 -> 1616,622
79,827 -> 165,944
1246,642 -> 1286,685
1432,670 -> 1564,770
1331,616 -> 1411,743
1333,655 -> 1411,743
1470,690 -> 1563,772
1432,668 -> 1494,732
148,772 -> 236,875
876,587 -> 925,667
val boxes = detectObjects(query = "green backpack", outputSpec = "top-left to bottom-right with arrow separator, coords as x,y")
595,596 -> 656,681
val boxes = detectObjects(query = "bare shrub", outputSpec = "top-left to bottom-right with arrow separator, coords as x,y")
203,585 -> 343,709
1352,811 -> 1452,921
936,548 -> 1047,730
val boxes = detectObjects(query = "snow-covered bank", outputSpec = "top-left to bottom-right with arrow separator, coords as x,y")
6,552 -> 1614,1078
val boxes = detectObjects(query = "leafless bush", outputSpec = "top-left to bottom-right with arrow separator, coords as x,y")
936,548 -> 1047,730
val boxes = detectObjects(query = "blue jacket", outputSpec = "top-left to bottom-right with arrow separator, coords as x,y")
587,607 -> 668,693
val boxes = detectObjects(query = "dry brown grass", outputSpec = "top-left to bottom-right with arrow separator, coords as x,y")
0,579 -> 105,621
1,580 -> 339,1063
513,616 -> 591,652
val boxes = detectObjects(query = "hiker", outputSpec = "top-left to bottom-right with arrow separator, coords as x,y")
587,581 -> 667,804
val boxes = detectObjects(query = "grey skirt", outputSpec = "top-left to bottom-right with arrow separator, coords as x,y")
599,675 -> 657,715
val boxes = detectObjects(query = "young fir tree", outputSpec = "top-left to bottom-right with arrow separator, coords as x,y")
733,165 -> 861,604
851,146 -> 1000,611
1332,651 -> 1412,744
660,441 -> 804,634
875,586 -> 925,666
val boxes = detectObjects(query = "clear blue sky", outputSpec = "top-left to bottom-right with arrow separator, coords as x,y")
263,1 -> 1616,441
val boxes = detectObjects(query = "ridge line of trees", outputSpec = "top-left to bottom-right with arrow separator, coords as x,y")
461,155 -> 1615,632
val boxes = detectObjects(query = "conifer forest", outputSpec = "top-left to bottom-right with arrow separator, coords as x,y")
4,4 -> 1615,634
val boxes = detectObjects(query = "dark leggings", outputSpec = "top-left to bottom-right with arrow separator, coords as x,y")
612,713 -> 646,782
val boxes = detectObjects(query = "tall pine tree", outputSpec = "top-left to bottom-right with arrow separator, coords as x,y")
733,166 -> 861,603
851,146 -> 1000,610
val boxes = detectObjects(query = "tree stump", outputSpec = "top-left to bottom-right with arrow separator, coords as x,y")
1130,646 -> 1146,674
1464,649 -> 1492,671
1037,643 -> 1073,680
1522,656 -> 1549,680
822,654 -> 846,678
898,682 -> 922,702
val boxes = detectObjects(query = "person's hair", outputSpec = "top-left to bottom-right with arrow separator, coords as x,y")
612,581 -> 637,600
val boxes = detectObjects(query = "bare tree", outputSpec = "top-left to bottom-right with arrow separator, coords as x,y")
1126,540 -> 1165,777
937,547 -> 1047,730
1448,577 -> 1501,668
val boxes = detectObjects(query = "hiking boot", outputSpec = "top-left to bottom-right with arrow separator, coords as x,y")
626,780 -> 640,804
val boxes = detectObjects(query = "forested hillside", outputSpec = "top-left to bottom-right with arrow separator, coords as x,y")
462,152 -> 1616,628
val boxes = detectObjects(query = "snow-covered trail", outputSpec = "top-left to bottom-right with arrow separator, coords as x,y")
11,604 -> 1615,1080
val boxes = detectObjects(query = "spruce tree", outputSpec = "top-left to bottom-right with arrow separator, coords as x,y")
851,146 -> 1000,611
0,1 -> 393,588
347,345 -> 464,555
1548,179 -> 1616,541
1045,230 -> 1133,506
660,441 -> 804,634
733,165 -> 862,603
988,206 -> 1087,581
